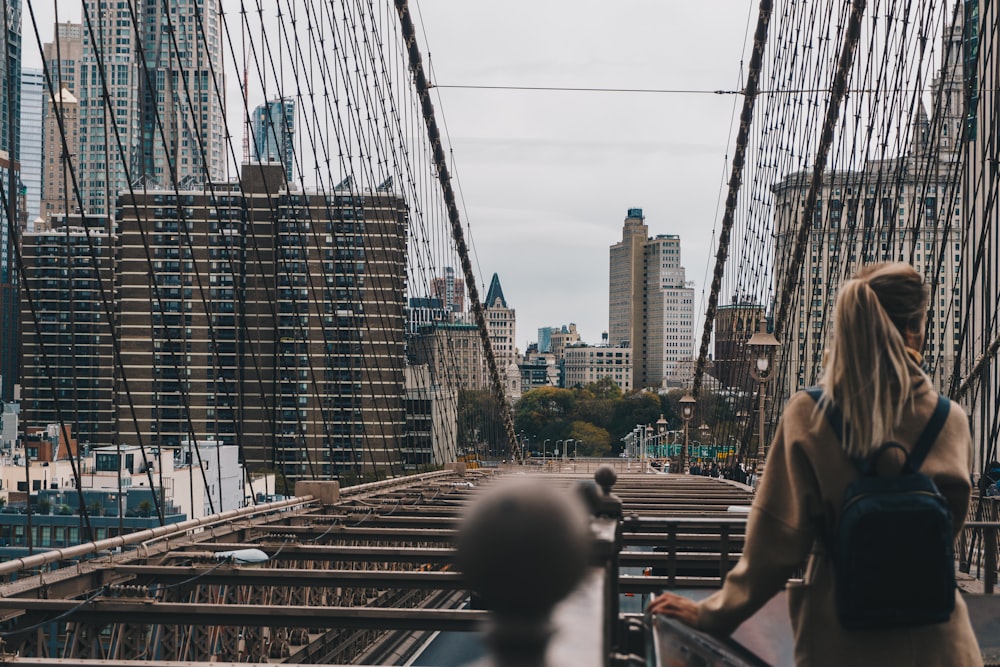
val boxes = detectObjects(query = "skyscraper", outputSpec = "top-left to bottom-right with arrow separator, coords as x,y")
609,209 -> 695,390
646,234 -> 696,387
609,208 -> 646,352
771,17 -> 964,408
140,0 -> 226,186
19,67 -> 43,224
960,4 -> 997,472
42,23 -> 83,96
79,1 -> 226,219
78,1 -> 141,220
40,22 -> 83,224
0,0 -> 22,402
114,165 -> 409,480
251,98 -> 295,182
40,87 -> 79,222
20,218 -> 116,447
430,266 -> 465,313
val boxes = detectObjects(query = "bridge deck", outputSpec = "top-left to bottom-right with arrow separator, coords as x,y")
0,467 -> 995,666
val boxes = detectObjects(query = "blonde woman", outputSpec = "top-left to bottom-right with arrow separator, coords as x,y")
647,263 -> 981,666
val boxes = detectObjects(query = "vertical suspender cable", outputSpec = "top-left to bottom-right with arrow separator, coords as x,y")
772,0 -> 868,340
393,0 -> 520,460
692,0 -> 774,398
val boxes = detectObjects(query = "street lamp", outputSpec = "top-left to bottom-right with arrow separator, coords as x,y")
679,394 -> 697,474
543,439 -> 550,462
564,439 -> 574,462
748,315 -> 781,485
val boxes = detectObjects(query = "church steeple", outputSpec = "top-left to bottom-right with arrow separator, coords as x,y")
484,273 -> 507,309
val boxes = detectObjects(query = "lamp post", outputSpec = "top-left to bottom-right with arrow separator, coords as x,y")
543,439 -> 550,462
563,439 -> 572,462
748,315 -> 781,485
679,394 -> 697,474
656,414 -> 669,462
698,423 -> 711,469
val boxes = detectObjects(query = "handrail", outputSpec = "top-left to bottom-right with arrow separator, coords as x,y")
339,469 -> 465,498
963,520 -> 1000,593
0,495 -> 315,577
622,516 -> 1000,595
0,469 -> 481,579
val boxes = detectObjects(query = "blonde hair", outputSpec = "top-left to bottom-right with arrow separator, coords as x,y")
819,262 -> 928,458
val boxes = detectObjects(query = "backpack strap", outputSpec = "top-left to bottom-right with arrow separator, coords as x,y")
804,388 -> 950,474
904,395 -> 951,473
804,386 -> 846,441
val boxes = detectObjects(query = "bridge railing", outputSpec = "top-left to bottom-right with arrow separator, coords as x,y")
960,496 -> 1000,593
616,500 -> 1000,596
618,516 -> 748,593
0,495 -> 316,582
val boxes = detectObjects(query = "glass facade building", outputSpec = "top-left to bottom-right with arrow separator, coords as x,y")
251,98 -> 296,182
19,67 -> 43,223
1,0 -> 22,402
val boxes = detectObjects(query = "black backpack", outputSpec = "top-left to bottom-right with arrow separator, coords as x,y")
805,387 -> 955,629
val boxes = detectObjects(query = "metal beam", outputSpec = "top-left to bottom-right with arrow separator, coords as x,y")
0,659 -> 359,667
245,525 -> 457,541
163,544 -> 456,563
0,599 -> 487,631
113,565 -> 465,589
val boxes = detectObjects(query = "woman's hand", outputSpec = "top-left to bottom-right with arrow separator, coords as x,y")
646,591 -> 699,627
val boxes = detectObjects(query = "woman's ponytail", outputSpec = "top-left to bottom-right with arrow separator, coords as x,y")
820,263 -> 927,458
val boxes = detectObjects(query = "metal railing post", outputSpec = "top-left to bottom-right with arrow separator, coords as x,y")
720,523 -> 731,583
667,524 -> 677,589
985,526 -> 997,595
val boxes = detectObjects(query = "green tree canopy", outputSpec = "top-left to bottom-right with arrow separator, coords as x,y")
573,379 -> 621,431
458,389 -> 510,457
609,391 -> 663,444
510,383 -> 741,458
513,387 -> 577,446
568,421 -> 612,457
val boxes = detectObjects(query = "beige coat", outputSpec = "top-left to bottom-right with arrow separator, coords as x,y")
696,378 -> 982,667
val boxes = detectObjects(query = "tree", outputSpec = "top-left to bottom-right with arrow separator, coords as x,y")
568,421 -> 612,457
458,389 -> 510,458
572,379 -> 621,431
584,377 -> 623,400
513,387 -> 577,444
609,391 -> 663,447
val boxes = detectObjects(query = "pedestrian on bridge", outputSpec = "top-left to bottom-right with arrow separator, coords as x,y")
648,262 -> 981,667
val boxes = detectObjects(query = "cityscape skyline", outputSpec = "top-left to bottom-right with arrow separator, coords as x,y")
7,2 -> 979,406
18,2 -> 758,348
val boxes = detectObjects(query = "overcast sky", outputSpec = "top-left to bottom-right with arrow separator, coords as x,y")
22,1 -> 757,349
411,1 -> 757,347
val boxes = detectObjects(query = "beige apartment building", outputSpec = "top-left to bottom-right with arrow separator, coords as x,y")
961,6 -> 1000,472
113,165 -> 409,480
771,21 -> 963,405
563,345 -> 632,392
609,209 -> 694,390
